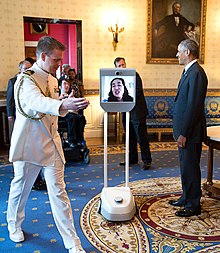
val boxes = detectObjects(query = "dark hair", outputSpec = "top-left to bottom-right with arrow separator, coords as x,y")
36,36 -> 66,59
179,39 -> 199,58
68,68 -> 76,74
25,57 -> 35,65
172,2 -> 181,13
114,57 -> 125,67
108,77 -> 133,102
58,78 -> 70,88
58,78 -> 72,96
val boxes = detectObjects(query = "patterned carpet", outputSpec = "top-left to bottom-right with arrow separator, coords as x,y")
0,142 -> 219,253
0,142 -> 179,165
88,142 -> 181,155
81,177 -> 220,253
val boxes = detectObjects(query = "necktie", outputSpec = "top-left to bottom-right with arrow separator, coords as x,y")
175,69 -> 187,100
177,70 -> 186,89
181,69 -> 186,80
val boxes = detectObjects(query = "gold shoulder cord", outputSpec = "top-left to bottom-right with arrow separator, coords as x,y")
16,74 -> 51,120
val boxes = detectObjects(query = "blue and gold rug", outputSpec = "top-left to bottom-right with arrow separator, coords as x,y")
0,142 -> 219,253
81,177 -> 220,253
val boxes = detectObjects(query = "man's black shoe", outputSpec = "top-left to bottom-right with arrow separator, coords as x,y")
119,161 -> 138,166
142,162 -> 151,170
168,199 -> 186,207
175,208 -> 201,217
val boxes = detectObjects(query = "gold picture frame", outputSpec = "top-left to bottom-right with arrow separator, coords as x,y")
30,23 -> 48,34
146,0 -> 207,64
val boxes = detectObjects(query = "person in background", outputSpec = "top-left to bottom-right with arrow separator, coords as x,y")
25,57 -> 36,65
169,39 -> 208,217
58,79 -> 86,148
59,63 -> 71,82
6,58 -> 46,191
6,60 -> 32,140
68,68 -> 84,99
68,68 -> 87,147
108,77 -> 133,102
114,57 -> 152,170
59,78 -> 71,99
7,36 -> 89,253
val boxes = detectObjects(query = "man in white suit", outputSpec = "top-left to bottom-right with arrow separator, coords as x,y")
7,36 -> 88,253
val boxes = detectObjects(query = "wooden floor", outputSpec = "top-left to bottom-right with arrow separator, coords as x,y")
86,133 -> 174,146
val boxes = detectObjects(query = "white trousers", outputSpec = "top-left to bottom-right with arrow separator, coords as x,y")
7,150 -> 81,249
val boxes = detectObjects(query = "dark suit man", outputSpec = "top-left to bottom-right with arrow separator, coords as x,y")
6,59 -> 46,191
6,60 -> 32,140
114,57 -> 152,170
169,39 -> 208,217
153,2 -> 194,58
6,76 -> 17,132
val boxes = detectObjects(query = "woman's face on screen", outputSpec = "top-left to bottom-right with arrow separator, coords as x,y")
112,79 -> 124,100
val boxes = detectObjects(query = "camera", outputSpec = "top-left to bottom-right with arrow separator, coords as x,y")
115,71 -> 121,76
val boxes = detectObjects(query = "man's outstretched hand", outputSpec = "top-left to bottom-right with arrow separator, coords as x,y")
60,97 -> 89,111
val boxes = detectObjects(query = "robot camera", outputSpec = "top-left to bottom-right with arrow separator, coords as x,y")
115,71 -> 122,76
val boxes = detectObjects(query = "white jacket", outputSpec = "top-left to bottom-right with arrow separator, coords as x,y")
9,63 -> 67,166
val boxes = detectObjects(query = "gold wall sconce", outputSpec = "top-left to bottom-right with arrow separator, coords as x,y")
108,22 -> 124,51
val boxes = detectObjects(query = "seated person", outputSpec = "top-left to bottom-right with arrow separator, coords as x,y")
58,63 -> 71,83
59,79 -> 86,148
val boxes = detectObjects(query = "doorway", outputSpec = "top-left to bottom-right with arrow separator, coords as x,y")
23,17 -> 83,80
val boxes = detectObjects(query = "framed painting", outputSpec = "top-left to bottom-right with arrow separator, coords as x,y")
25,47 -> 36,61
146,0 -> 207,64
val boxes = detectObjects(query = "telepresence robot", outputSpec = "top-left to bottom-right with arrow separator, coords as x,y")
98,68 -> 136,221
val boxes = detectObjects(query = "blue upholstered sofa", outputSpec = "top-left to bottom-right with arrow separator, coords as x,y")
205,93 -> 220,127
145,89 -> 220,141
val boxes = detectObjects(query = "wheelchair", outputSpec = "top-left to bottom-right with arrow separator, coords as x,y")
58,116 -> 90,164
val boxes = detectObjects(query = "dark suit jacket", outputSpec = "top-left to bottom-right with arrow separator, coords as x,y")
6,76 -> 17,117
130,72 -> 148,121
155,14 -> 194,45
173,62 -> 208,143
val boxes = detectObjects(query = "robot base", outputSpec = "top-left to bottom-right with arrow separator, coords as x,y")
99,186 -> 136,221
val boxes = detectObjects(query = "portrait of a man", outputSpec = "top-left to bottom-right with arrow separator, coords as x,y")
147,0 -> 206,63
